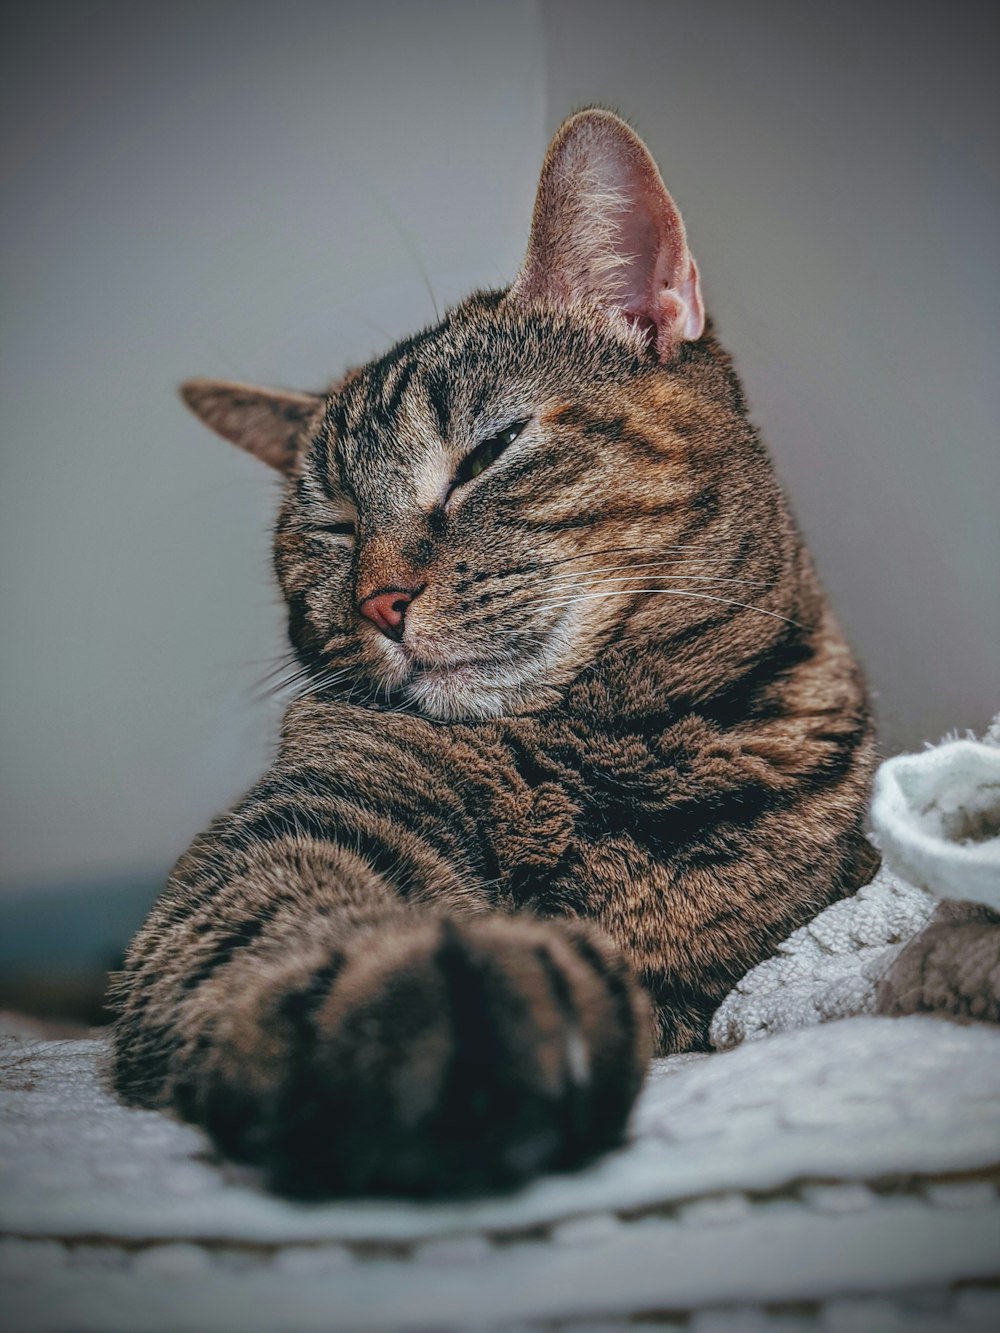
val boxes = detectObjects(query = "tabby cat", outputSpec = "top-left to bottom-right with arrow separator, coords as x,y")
110,110 -> 877,1197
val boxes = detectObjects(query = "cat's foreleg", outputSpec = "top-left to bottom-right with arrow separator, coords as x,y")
110,835 -> 650,1196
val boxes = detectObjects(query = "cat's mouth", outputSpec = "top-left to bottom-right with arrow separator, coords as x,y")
407,652 -> 492,676
404,655 -> 523,721
380,631 -> 503,679
366,635 -> 507,699
403,652 -> 507,702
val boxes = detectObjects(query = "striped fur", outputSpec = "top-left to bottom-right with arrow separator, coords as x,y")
110,112 -> 877,1196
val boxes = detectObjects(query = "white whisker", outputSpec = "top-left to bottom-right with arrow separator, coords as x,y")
527,588 -> 800,626
544,559 -> 742,578
545,572 -> 776,592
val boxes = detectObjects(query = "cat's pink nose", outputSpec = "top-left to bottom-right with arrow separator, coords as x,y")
358,587 -> 419,641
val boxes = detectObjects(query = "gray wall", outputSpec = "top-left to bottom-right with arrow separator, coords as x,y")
1,1 -> 997,909
0,1 -> 546,894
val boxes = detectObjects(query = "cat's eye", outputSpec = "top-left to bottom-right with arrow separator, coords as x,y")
450,419 -> 530,492
313,521 -> 355,538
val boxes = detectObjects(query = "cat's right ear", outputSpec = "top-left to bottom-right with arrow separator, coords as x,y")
180,378 -> 323,474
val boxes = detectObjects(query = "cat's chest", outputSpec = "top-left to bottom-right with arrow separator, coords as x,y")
485,719 -> 675,904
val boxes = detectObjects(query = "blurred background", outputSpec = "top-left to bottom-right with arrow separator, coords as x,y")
2,0 -> 997,1026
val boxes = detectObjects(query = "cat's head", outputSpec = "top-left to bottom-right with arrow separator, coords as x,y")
183,110 -> 781,722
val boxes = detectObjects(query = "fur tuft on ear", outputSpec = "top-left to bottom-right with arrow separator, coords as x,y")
180,378 -> 323,473
509,109 -> 704,362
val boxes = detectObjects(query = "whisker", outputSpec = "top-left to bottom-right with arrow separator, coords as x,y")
248,659 -> 322,705
360,180 -> 440,323
527,588 -> 801,627
293,664 -> 360,701
545,571 -> 776,591
472,540 -> 732,585
543,558 -> 740,578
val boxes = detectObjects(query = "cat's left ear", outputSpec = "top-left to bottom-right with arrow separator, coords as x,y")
180,378 -> 323,473
509,109 -> 704,361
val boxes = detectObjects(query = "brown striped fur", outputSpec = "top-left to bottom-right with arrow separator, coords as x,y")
110,111 -> 877,1196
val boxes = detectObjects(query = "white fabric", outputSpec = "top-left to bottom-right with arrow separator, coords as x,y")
871,717 -> 1000,909
2,1019 -> 1000,1330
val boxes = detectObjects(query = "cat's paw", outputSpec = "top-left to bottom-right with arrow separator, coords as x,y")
267,914 -> 651,1197
876,903 -> 1000,1023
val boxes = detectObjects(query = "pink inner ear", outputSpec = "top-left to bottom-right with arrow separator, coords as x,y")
511,111 -> 705,362
621,311 -> 658,344
616,205 -> 660,317
602,147 -> 705,357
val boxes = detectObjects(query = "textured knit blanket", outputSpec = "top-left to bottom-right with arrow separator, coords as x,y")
709,864 -> 937,1047
712,713 -> 1000,1048
3,720 -> 999,1330
872,713 -> 1000,909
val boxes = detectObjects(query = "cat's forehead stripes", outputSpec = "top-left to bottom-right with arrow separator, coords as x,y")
326,330 -> 461,521
307,302 -> 663,543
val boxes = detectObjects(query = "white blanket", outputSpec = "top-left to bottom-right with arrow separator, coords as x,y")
710,865 -> 936,1047
871,713 -> 1000,909
2,1019 -> 999,1330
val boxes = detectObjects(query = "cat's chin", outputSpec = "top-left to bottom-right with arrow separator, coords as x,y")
398,656 -> 522,721
403,645 -> 570,722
